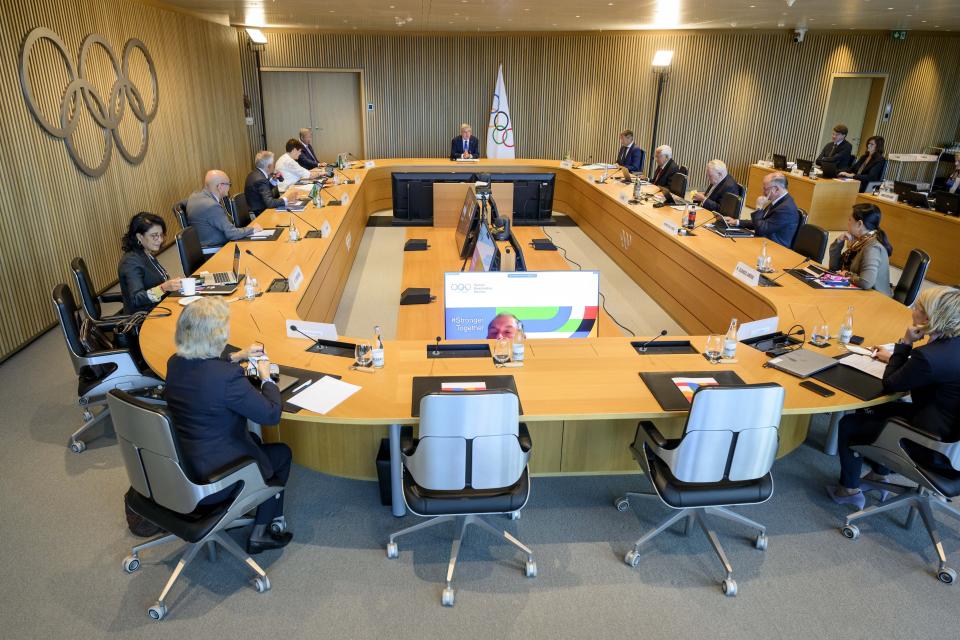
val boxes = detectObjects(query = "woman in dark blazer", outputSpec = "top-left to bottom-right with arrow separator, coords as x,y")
164,297 -> 294,554
839,136 -> 886,193
117,212 -> 181,314
827,286 -> 960,508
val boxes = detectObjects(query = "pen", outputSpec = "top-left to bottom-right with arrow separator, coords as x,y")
291,380 -> 312,394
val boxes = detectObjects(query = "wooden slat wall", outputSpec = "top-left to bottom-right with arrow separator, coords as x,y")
240,29 -> 960,186
0,0 -> 251,360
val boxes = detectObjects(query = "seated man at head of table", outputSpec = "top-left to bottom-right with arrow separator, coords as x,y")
487,313 -> 522,339
650,145 -> 680,187
244,151 -> 289,216
615,129 -> 644,173
691,159 -> 740,212
295,128 -> 326,171
450,123 -> 480,160
276,139 -> 325,192
186,170 -> 262,248
815,123 -> 854,171
724,171 -> 800,248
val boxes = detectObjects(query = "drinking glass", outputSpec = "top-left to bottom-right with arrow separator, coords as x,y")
355,340 -> 373,368
812,324 -> 830,346
493,337 -> 511,365
705,335 -> 723,364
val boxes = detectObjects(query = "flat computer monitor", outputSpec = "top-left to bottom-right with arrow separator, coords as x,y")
455,187 -> 480,258
795,158 -> 813,175
468,221 -> 500,272
934,191 -> 959,216
903,191 -> 931,209
820,159 -> 839,179
893,181 -> 916,198
444,270 -> 601,339
773,154 -> 788,170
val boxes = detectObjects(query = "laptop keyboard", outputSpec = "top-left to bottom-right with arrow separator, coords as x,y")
213,272 -> 231,283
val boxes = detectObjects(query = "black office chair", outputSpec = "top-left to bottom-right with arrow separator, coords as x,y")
841,417 -> 960,584
678,165 -> 689,176
231,193 -> 253,228
109,389 -> 284,620
52,285 -> 162,453
70,257 -> 126,325
668,172 -> 687,198
172,201 -> 188,230
892,248 -> 930,307
718,192 -> 743,220
176,226 -> 206,276
616,383 -> 785,596
790,207 -> 808,249
386,390 -> 535,606
736,183 -> 746,200
792,223 -> 829,263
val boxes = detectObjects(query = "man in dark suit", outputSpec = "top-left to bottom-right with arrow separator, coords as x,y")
650,145 -> 680,187
450,123 -> 480,160
693,159 -> 741,212
615,129 -> 644,173
296,128 -> 325,171
244,151 -> 287,215
815,124 -> 854,171
187,170 -> 262,247
725,172 -> 800,248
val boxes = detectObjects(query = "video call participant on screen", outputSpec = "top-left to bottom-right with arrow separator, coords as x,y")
450,123 -> 480,160
487,313 -> 521,339
118,212 -> 181,314
815,123 -> 853,171
692,159 -> 740,212
244,151 -> 288,215
615,130 -> 644,173
724,172 -> 799,248
839,136 -> 886,193
650,145 -> 679,187
296,128 -> 325,171
187,170 -> 262,248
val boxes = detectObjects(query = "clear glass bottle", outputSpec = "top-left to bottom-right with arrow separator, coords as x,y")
372,325 -> 385,368
288,217 -> 299,242
244,270 -> 257,300
757,239 -> 768,271
839,306 -> 854,344
511,322 -> 526,363
723,318 -> 738,359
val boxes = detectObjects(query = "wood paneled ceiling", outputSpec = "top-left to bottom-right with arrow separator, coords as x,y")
158,0 -> 960,33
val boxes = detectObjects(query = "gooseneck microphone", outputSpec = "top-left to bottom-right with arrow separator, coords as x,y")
289,324 -> 324,351
244,249 -> 287,280
770,256 -> 811,282
636,329 -> 668,352
333,166 -> 355,184
321,185 -> 343,204
289,211 -> 317,230
433,336 -> 442,356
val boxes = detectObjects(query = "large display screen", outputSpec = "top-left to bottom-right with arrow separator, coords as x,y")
468,222 -> 498,272
454,187 -> 479,258
444,271 -> 600,339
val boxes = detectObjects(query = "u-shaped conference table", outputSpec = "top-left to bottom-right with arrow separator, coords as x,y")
140,159 -> 911,516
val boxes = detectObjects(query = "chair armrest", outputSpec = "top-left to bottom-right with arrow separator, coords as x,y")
201,246 -> 221,256
206,456 -> 259,484
98,292 -> 123,304
876,417 -> 960,470
637,421 -> 669,449
400,426 -> 416,455
518,423 -> 533,453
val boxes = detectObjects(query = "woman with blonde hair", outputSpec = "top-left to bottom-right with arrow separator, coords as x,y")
828,286 -> 960,508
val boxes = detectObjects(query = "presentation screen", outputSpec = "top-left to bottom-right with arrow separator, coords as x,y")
444,271 -> 600,339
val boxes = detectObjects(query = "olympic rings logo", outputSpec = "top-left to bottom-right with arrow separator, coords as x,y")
449,284 -> 473,292
488,92 -> 514,148
18,28 -> 159,178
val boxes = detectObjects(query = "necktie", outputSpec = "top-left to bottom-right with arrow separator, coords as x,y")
463,139 -> 468,152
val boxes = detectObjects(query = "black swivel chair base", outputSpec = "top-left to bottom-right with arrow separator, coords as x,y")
615,491 -> 768,597
841,482 -> 960,584
386,513 -> 536,607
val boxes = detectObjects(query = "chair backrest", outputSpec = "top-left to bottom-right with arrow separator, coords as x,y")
232,193 -> 252,227
678,165 -> 689,176
719,192 -> 743,220
792,223 -> 829,263
176,226 -> 205,276
70,256 -> 102,320
172,201 -> 189,230
736,183 -> 746,200
51,283 -> 87,362
791,208 -> 808,248
670,384 -> 785,484
893,248 -> 930,306
668,171 -> 687,198
407,391 -> 526,491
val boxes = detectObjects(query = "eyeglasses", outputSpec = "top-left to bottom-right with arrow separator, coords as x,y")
144,232 -> 165,240
218,182 -> 231,188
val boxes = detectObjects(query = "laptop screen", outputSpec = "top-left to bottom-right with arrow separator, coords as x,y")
232,245 -> 241,275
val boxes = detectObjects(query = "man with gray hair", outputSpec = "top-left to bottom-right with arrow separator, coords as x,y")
692,159 -> 741,213
724,171 -> 800,248
296,128 -> 325,171
651,145 -> 680,187
186,170 -> 262,247
244,150 -> 287,215
450,123 -> 479,160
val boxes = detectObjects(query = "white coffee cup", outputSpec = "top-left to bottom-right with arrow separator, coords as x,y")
180,277 -> 197,296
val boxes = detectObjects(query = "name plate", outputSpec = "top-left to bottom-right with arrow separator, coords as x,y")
733,261 -> 760,287
791,168 -> 805,177
560,159 -> 573,169
363,160 -> 375,169
662,220 -> 680,235
757,160 -> 774,168
877,191 -> 899,202
341,192 -> 349,205
346,231 -> 352,251
320,220 -> 332,238
288,265 -> 304,292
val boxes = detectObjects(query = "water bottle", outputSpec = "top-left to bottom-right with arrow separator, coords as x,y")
633,177 -> 642,201
511,323 -> 526,363
288,218 -> 299,242
839,306 -> 854,344
757,239 -> 768,271
244,271 -> 257,300
723,318 -> 738,359
372,325 -> 385,368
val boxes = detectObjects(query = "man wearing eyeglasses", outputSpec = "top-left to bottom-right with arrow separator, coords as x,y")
186,170 -> 262,248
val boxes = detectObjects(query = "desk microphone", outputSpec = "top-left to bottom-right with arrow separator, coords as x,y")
321,185 -> 343,205
289,211 -> 318,230
244,250 -> 288,281
333,166 -> 355,184
770,257 -> 811,282
289,324 -> 324,351
636,329 -> 668,352
433,336 -> 442,356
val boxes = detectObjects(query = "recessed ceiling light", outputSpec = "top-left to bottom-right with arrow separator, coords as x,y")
575,15 -> 580,18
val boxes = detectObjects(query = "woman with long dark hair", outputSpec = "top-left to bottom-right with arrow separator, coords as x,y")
117,212 -> 181,314
839,136 -> 886,193
828,203 -> 893,295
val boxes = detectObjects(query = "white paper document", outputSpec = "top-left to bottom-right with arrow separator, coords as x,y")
839,353 -> 887,379
288,376 -> 362,414
250,229 -> 276,238
578,163 -> 618,170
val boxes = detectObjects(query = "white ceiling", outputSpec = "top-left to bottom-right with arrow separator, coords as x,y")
161,0 -> 960,33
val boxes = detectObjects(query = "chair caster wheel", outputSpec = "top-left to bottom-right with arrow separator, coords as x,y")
624,550 -> 640,568
386,542 -> 398,559
270,518 -> 287,535
510,511 -> 521,521
755,533 -> 768,551
841,524 -> 860,540
122,555 -> 140,573
722,579 -> 738,597
525,560 -> 538,578
148,602 -> 166,620
70,440 -> 86,453
441,587 -> 455,607
937,567 -> 956,585
615,497 -> 630,512
253,575 -> 271,593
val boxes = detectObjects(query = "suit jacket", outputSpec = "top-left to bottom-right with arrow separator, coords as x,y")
700,174 -> 741,212
740,193 -> 800,248
816,139 -> 853,170
297,142 -> 320,170
244,169 -> 284,215
828,235 -> 892,295
651,158 -> 679,187
883,336 -> 960,440
164,355 -> 283,482
117,249 -> 169,314
186,189 -> 252,247
616,145 -> 644,173
450,135 -> 480,160
849,154 -> 886,192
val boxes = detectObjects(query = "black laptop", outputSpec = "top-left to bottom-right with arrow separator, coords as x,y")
893,181 -> 916,198
795,158 -> 813,176
707,213 -> 754,238
903,191 -> 931,209
820,159 -> 839,179
934,191 -> 960,216
772,154 -> 788,170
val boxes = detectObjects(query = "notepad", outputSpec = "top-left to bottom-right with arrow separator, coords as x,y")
250,229 -> 277,239
837,353 -> 887,379
288,376 -> 361,414
671,377 -> 719,403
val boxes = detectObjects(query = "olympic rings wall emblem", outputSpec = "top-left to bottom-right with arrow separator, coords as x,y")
18,27 -> 159,178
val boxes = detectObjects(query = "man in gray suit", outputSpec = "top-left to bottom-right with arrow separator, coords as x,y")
186,170 -> 261,248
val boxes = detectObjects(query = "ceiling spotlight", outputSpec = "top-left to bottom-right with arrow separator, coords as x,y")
245,28 -> 268,45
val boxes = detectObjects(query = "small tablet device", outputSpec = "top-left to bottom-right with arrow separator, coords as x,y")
800,380 -> 835,397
